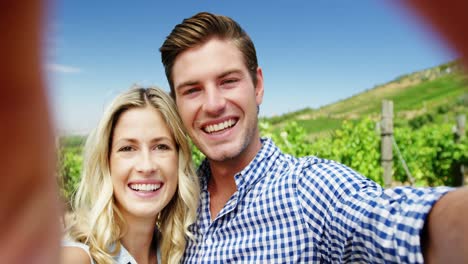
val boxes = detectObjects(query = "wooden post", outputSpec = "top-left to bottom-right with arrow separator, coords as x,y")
381,100 -> 393,187
455,114 -> 466,142
453,114 -> 466,186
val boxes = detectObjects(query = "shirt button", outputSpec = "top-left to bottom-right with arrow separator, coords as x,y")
205,237 -> 213,246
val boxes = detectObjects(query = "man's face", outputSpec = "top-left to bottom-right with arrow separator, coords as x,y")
172,38 -> 264,164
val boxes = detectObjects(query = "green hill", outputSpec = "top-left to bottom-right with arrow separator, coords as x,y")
263,60 -> 468,139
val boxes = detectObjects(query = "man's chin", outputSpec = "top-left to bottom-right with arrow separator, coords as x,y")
203,147 -> 241,162
206,152 -> 236,162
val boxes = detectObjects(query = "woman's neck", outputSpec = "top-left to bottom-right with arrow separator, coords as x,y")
120,215 -> 158,264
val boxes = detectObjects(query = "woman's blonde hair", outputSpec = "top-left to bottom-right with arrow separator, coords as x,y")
66,86 -> 199,263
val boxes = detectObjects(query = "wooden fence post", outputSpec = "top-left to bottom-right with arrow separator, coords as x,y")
381,100 -> 393,187
455,114 -> 466,142
454,114 -> 466,186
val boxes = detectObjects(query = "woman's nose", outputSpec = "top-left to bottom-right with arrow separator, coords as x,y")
135,150 -> 156,174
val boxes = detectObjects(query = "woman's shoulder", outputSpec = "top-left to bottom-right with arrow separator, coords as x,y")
62,241 -> 94,264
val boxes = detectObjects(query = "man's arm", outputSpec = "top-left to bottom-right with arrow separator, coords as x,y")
0,0 -> 60,263
422,187 -> 468,263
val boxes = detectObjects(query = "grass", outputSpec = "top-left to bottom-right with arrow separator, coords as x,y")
265,63 -> 467,138
390,75 -> 466,110
297,117 -> 344,134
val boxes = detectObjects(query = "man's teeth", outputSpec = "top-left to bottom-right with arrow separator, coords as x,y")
129,183 -> 161,191
204,119 -> 236,133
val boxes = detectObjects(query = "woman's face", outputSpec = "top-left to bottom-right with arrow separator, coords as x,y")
109,105 -> 178,221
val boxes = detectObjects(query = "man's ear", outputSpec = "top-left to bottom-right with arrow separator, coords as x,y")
255,67 -> 264,106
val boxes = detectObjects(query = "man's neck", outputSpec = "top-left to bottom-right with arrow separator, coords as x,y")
208,136 -> 263,181
206,137 -> 263,219
207,167 -> 237,220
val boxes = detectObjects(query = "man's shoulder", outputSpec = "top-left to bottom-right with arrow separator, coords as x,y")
278,153 -> 347,176
277,154 -> 372,196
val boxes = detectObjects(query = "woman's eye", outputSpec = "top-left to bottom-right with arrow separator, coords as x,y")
155,144 -> 170,151
118,146 -> 134,152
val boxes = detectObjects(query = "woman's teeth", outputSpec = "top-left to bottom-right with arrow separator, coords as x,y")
129,183 -> 161,192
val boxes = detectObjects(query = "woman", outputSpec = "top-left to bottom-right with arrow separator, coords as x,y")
61,87 -> 199,263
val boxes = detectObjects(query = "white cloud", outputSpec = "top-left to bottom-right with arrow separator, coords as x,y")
47,63 -> 82,74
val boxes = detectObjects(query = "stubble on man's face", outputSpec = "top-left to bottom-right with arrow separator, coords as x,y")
172,38 -> 263,165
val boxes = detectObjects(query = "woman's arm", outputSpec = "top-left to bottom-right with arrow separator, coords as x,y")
61,247 -> 93,264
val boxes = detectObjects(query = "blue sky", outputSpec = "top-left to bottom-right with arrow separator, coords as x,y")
46,0 -> 456,135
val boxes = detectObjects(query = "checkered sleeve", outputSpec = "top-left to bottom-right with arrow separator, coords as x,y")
296,157 -> 452,263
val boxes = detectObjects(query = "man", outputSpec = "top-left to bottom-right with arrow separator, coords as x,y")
159,12 -> 467,263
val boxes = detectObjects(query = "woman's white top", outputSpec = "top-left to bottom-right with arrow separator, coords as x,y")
63,240 -> 162,264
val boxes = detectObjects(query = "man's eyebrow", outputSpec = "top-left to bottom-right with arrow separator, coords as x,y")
218,70 -> 243,79
175,80 -> 199,91
175,69 -> 244,91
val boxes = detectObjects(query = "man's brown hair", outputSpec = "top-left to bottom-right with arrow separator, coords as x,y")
160,12 -> 258,99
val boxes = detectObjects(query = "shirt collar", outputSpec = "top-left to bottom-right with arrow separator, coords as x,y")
198,138 -> 281,192
114,244 -> 136,264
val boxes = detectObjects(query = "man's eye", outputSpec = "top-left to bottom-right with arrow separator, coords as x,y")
221,79 -> 238,86
183,87 -> 200,95
118,146 -> 134,152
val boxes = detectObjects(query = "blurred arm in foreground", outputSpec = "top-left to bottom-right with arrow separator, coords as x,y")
400,1 -> 468,263
404,0 -> 468,69
0,0 -> 60,263
0,0 -> 466,263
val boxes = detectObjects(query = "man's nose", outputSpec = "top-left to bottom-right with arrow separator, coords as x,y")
202,86 -> 226,115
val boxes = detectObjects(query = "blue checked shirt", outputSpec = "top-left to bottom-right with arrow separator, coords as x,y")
183,138 -> 452,263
